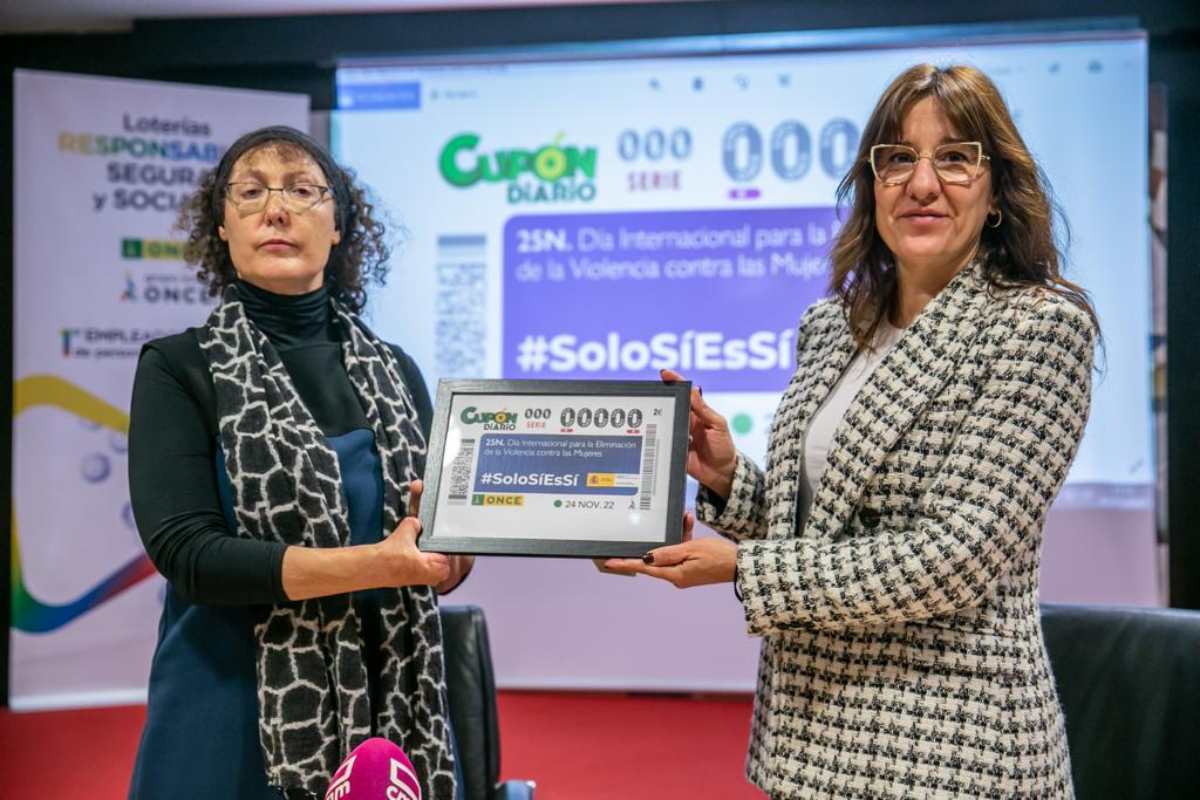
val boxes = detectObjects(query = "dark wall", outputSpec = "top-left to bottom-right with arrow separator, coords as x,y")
3,0 -> 1199,706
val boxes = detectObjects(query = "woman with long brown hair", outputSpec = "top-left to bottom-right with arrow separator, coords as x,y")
606,64 -> 1096,798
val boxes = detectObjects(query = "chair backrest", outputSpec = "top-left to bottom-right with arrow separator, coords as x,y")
439,604 -> 501,800
1041,603 -> 1200,800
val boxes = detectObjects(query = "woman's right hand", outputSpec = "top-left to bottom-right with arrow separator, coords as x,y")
281,478 -> 449,600
376,481 -> 450,587
660,368 -> 737,500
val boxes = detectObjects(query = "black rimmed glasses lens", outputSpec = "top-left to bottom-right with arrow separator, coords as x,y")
225,182 -> 331,213
869,142 -> 988,186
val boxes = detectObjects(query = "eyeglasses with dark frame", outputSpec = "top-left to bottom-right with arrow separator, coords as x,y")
869,142 -> 991,186
225,181 -> 332,214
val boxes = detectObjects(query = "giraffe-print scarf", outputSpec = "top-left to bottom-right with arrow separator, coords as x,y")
197,287 -> 456,800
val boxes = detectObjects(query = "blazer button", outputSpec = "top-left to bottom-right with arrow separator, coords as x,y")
859,508 -> 882,530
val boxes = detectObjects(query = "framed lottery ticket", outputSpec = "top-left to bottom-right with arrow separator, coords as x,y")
418,379 -> 691,557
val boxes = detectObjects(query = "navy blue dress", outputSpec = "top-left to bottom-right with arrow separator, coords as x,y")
126,283 -> 459,799
133,429 -> 387,798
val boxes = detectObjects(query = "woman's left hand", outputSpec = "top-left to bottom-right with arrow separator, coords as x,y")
407,479 -> 475,594
602,512 -> 737,588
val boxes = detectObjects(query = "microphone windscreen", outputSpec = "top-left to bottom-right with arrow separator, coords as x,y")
324,737 -> 422,800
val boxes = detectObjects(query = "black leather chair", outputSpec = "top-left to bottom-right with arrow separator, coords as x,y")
439,605 -> 535,800
1041,604 -> 1200,800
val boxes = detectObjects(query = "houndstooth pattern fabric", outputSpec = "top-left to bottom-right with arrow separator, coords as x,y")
696,264 -> 1095,799
197,289 -> 456,800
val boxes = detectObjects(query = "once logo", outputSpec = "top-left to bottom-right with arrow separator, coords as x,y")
121,237 -> 185,260
475,494 -> 525,507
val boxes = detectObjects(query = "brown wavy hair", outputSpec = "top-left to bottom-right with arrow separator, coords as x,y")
179,125 -> 389,313
829,64 -> 1097,347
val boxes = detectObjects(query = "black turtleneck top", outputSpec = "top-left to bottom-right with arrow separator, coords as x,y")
127,280 -> 432,605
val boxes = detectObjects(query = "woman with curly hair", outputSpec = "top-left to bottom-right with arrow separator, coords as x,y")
127,126 -> 470,800
606,64 -> 1097,797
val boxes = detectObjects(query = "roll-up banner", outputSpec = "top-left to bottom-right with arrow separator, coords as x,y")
11,69 -> 308,709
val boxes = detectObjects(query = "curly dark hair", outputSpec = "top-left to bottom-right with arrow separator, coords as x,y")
179,125 -> 389,313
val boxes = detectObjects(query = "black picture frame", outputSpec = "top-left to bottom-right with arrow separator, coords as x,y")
418,378 -> 691,558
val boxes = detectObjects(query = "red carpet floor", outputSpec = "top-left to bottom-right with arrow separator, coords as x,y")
0,691 -> 765,799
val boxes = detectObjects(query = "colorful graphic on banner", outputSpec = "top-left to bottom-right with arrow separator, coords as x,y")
10,376 -> 156,634
11,69 -> 308,709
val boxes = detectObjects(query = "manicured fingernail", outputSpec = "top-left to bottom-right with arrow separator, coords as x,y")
642,552 -> 655,564
698,385 -> 703,396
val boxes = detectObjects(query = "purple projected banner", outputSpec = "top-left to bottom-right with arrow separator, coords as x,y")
502,208 -> 837,392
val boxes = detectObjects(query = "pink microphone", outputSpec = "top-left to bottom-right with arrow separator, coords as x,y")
324,737 -> 422,800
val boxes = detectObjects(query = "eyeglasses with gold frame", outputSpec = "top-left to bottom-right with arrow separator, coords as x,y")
869,142 -> 990,186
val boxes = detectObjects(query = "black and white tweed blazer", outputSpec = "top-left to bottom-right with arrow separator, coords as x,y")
696,263 -> 1095,799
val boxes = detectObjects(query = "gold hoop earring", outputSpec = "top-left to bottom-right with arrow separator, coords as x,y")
987,209 -> 1003,228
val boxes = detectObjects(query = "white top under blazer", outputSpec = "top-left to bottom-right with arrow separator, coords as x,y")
697,263 -> 1094,799
799,320 -> 903,532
